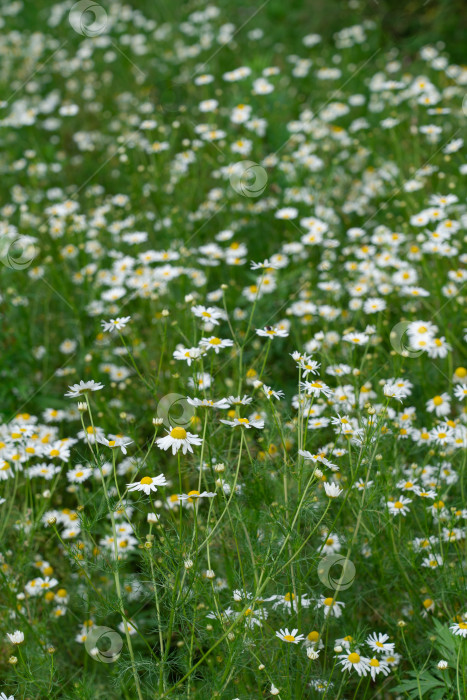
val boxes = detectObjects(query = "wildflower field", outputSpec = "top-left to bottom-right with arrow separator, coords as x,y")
1,1 -> 467,698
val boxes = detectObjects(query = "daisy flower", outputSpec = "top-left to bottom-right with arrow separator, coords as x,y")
316,595 -> 345,617
126,474 -> 167,495
275,628 -> 305,644
324,482 -> 343,498
6,630 -> 24,644
387,496 -> 412,516
383,383 -> 408,402
366,632 -> 395,654
336,651 -> 370,676
225,395 -> 253,406
342,332 -> 369,345
96,434 -> 133,455
101,316 -> 131,332
301,380 -> 333,398
67,466 -> 93,483
256,326 -> 289,338
177,490 -> 217,502
449,621 -> 467,637
192,305 -> 224,325
186,397 -> 230,409
156,427 -> 203,454
173,347 -> 203,366
219,417 -> 264,429
199,336 -> 234,353
65,380 -> 104,398
368,657 -> 391,680
426,393 -> 451,417
262,385 -> 284,400
453,384 -> 467,401
421,554 -> 443,568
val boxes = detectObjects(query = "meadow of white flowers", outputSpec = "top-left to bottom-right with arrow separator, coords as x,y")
0,1 -> 466,698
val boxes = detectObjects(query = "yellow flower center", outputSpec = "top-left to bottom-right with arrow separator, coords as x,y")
433,396 -> 443,406
394,501 -> 404,509
75,471 -> 84,478
209,337 -> 221,345
50,449 -> 60,457
307,631 -> 319,642
140,476 -> 153,485
323,597 -> 334,606
370,658 -> 380,667
187,490 -> 200,497
170,427 -> 187,439
348,653 -> 360,664
283,634 -> 295,642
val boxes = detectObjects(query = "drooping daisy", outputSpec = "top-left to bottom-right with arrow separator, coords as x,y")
275,627 -> 305,644
368,657 -> 391,680
225,395 -> 253,406
177,490 -> 217,502
6,630 -> 24,644
262,385 -> 284,400
96,434 -> 133,455
156,426 -> 203,454
315,595 -> 345,617
219,417 -> 264,429
126,474 -> 167,495
383,383 -> 408,402
186,397 -> 230,409
64,380 -> 104,398
323,482 -> 343,498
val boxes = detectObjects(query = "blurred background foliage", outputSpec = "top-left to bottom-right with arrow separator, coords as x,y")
24,0 -> 467,62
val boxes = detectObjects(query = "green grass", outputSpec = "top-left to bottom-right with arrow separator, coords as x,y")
0,1 -> 466,699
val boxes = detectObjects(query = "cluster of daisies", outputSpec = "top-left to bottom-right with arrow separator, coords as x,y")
1,0 -> 467,697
